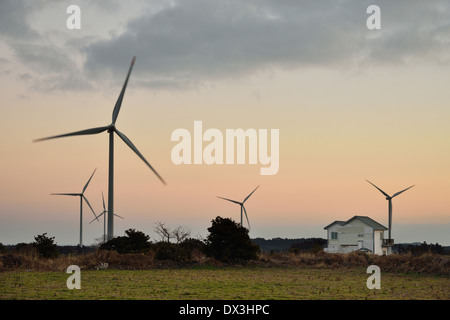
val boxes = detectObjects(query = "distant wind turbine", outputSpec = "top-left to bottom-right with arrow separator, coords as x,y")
217,185 -> 259,229
34,57 -> 166,240
366,180 -> 414,241
90,192 -> 123,243
51,168 -> 99,247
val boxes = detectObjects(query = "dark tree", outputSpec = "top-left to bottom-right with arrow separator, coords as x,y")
100,228 -> 151,254
290,238 -> 327,254
33,233 -> 59,258
205,216 -> 259,262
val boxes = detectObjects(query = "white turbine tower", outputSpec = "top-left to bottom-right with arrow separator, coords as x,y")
34,57 -> 166,240
90,192 -> 123,243
366,180 -> 414,242
217,185 -> 259,229
51,168 -> 99,247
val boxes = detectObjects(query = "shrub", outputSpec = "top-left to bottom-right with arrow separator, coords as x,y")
100,229 -> 151,254
1,253 -> 23,268
152,239 -> 206,262
153,242 -> 179,261
14,243 -> 38,256
0,243 -> 7,254
204,216 -> 260,262
33,233 -> 59,258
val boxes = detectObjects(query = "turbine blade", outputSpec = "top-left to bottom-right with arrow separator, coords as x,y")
366,180 -> 390,198
217,196 -> 242,205
243,185 -> 260,203
114,213 -> 124,219
112,56 -> 136,125
82,168 -> 97,194
83,195 -> 98,221
101,192 -> 106,211
50,193 -> 80,196
33,126 -> 110,143
90,211 -> 105,224
243,205 -> 251,229
392,185 -> 415,198
115,129 -> 166,185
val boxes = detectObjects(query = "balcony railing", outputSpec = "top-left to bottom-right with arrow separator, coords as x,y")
382,239 -> 394,246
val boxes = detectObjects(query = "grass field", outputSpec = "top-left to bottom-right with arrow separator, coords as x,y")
1,266 -> 449,300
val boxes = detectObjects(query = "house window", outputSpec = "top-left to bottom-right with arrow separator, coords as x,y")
331,232 -> 338,240
358,234 -> 364,238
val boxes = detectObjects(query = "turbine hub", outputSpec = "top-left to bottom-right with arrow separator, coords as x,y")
107,124 -> 116,132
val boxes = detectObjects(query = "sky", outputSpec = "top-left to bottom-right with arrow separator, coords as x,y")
0,0 -> 449,246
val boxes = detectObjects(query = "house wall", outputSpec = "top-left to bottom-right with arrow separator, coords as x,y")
325,219 -> 376,254
373,230 -> 384,255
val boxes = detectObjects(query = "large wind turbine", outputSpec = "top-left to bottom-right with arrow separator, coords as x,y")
366,180 -> 414,241
217,186 -> 259,229
90,192 -> 123,243
51,168 -> 99,247
34,57 -> 166,240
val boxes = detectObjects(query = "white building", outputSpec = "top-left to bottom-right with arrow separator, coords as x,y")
324,216 -> 392,255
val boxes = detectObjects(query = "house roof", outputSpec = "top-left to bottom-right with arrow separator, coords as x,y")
324,215 -> 387,230
323,220 -> 345,230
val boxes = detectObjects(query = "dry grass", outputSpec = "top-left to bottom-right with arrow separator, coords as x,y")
255,251 -> 450,276
1,250 -> 449,276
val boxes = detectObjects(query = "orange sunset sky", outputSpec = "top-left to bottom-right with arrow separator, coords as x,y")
0,0 -> 449,245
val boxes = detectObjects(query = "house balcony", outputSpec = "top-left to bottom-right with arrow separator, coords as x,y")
382,239 -> 394,246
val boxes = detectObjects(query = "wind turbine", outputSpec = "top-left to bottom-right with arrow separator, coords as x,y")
34,57 -> 166,240
51,168 -> 99,247
366,180 -> 414,241
90,192 -> 123,243
217,185 -> 259,229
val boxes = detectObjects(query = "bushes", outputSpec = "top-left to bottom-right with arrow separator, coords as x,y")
33,233 -> 59,258
204,217 -> 260,262
1,253 -> 23,268
153,238 -> 207,262
98,228 -> 207,263
1,247 -> 448,275
153,242 -> 179,261
100,229 -> 151,254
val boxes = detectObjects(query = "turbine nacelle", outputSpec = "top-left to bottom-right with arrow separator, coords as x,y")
217,185 -> 259,229
107,124 -> 116,132
366,179 -> 414,241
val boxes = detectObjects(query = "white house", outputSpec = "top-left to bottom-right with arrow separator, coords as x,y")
324,216 -> 391,255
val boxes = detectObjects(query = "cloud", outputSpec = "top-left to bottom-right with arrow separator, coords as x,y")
0,0 -> 90,91
0,0 -> 39,40
2,0 -> 450,91
82,0 -> 450,89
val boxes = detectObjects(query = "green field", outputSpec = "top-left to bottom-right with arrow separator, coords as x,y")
1,267 -> 449,300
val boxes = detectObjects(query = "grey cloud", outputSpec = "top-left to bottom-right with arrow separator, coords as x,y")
13,43 -> 73,74
3,0 -> 450,91
10,42 -> 90,91
0,0 -> 89,91
82,0 -> 450,89
0,0 -> 39,40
